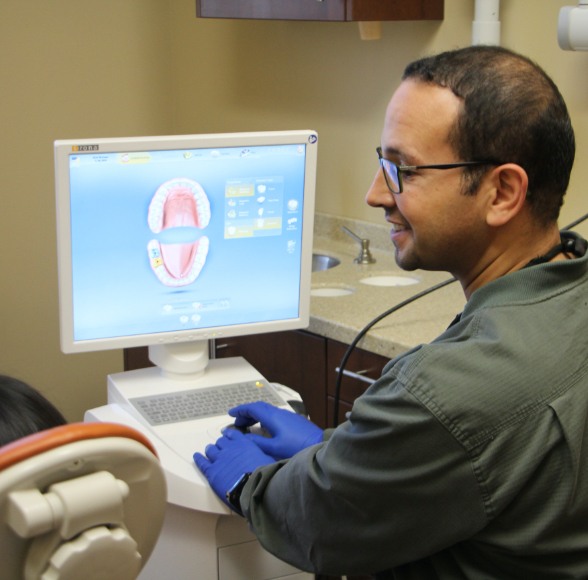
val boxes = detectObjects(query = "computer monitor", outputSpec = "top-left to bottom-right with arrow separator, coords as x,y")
55,130 -> 318,379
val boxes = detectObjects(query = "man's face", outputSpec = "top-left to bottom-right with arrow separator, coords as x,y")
366,80 -> 491,279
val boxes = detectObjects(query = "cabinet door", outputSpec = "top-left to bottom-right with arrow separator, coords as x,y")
124,346 -> 153,371
347,0 -> 443,21
214,330 -> 329,427
326,339 -> 388,427
196,0 -> 444,22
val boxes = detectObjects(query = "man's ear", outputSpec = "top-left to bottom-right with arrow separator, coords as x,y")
484,164 -> 529,227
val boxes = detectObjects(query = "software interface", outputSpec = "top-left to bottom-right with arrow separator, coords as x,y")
68,143 -> 308,341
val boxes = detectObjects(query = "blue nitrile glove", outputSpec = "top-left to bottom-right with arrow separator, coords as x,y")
229,401 -> 324,460
193,428 -> 275,512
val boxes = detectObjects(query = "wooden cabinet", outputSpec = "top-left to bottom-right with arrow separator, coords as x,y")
326,338 -> 387,426
124,329 -> 389,429
196,0 -> 444,22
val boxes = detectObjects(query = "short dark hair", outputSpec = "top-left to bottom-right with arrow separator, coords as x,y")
403,46 -> 575,225
0,375 -> 67,446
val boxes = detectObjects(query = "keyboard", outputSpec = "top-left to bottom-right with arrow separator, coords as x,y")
130,380 -> 286,426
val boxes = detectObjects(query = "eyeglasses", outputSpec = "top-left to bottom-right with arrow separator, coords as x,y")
377,147 -> 501,194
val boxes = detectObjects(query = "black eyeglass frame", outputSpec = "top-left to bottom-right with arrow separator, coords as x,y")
376,147 -> 502,194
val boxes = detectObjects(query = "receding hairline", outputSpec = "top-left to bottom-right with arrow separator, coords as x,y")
403,47 -> 555,99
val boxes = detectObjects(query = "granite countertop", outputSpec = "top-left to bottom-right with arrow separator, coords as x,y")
309,213 -> 466,359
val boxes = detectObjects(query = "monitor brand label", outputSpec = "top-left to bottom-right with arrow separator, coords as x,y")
72,145 -> 99,152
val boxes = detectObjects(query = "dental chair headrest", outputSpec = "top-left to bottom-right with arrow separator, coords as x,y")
0,422 -> 167,580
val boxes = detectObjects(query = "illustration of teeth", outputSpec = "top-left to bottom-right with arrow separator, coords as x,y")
147,178 -> 211,287
147,237 -> 209,287
148,178 -> 211,234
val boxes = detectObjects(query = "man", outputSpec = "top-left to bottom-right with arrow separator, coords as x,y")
194,46 -> 588,578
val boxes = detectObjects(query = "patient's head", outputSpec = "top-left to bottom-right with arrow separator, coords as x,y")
0,375 -> 67,446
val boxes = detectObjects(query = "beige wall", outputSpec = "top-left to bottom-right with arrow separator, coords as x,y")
1,0 -> 587,420
0,0 -> 173,418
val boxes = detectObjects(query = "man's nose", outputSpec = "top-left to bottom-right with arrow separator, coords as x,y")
365,169 -> 395,209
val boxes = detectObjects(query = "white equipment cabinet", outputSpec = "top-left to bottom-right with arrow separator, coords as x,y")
85,357 -> 313,580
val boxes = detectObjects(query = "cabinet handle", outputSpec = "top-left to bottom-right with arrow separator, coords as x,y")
335,367 -> 376,385
211,340 -> 229,358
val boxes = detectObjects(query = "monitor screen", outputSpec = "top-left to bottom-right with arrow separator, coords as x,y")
55,130 -> 318,363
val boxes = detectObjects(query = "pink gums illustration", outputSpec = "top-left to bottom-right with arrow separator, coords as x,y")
147,178 -> 210,286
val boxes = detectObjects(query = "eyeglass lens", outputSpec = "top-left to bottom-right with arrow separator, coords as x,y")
380,158 -> 401,193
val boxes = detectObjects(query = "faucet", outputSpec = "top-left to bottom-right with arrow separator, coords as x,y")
342,226 -> 376,265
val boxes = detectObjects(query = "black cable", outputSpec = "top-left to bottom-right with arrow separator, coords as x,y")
332,276 -> 456,426
332,211 -> 588,427
563,211 -> 588,231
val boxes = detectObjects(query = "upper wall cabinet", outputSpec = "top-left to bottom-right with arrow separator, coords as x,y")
195,0 -> 444,22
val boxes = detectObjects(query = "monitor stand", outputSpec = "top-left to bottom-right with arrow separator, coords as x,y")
146,340 -> 211,381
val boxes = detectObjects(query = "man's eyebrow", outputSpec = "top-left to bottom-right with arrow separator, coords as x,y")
381,146 -> 415,165
381,145 -> 401,157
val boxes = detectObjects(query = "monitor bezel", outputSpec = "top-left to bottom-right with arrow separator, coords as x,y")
55,130 -> 318,354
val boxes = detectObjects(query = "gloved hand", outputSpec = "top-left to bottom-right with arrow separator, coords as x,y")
193,428 -> 275,512
229,401 -> 324,460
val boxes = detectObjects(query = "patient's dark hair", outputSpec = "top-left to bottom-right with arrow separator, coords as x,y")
403,45 -> 575,225
0,375 -> 67,446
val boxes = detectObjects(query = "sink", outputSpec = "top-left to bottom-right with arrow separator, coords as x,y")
311,285 -> 354,297
312,253 -> 340,272
360,275 -> 420,287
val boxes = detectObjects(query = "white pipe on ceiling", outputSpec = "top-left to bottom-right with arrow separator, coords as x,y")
472,0 -> 501,45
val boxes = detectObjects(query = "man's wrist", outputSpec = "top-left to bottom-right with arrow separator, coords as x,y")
226,472 -> 252,515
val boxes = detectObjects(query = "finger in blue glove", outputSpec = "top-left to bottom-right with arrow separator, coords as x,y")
229,401 -> 324,460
